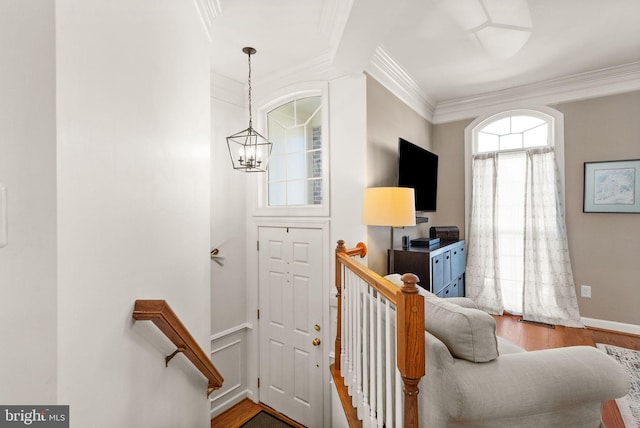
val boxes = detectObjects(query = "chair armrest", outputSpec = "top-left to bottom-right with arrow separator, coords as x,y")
445,297 -> 477,308
446,346 -> 630,420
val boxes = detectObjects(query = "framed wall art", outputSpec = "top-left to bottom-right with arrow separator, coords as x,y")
583,159 -> 640,213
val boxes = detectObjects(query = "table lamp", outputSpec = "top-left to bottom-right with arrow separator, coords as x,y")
362,187 -> 416,273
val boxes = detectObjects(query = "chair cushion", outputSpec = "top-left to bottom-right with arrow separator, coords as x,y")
385,273 -> 499,362
424,297 -> 499,363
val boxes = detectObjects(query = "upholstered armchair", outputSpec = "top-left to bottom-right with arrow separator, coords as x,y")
418,296 -> 630,428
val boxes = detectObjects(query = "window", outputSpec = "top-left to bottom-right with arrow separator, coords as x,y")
267,96 -> 323,207
476,114 -> 549,153
464,108 -> 583,327
475,111 -> 552,314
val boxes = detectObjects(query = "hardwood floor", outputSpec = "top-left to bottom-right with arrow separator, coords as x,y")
494,314 -> 640,353
212,315 -> 639,428
494,313 -> 640,428
210,398 -> 305,428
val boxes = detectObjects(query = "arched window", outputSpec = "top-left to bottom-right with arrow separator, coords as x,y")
267,96 -> 323,206
464,108 -> 582,327
254,85 -> 329,217
475,111 -> 551,154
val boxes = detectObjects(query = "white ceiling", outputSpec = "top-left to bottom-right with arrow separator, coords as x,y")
209,0 -> 640,114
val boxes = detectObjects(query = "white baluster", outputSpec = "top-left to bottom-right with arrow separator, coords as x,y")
355,278 -> 364,418
376,293 -> 384,427
349,275 -> 357,403
369,289 -> 377,426
345,272 -> 355,397
362,282 -> 370,426
340,265 -> 346,373
350,274 -> 356,396
393,332 -> 404,427
342,272 -> 348,384
385,300 -> 393,427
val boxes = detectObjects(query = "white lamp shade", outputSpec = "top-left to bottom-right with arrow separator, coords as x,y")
362,187 -> 416,227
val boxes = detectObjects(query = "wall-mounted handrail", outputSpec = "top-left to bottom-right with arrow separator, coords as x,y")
133,300 -> 223,396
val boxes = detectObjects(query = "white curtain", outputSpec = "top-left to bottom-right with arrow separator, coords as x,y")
523,148 -> 582,327
466,148 -> 583,327
466,153 -> 504,314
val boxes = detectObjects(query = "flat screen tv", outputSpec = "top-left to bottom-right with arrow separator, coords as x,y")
398,138 -> 438,212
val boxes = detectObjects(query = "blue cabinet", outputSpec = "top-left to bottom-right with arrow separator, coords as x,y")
391,240 -> 465,298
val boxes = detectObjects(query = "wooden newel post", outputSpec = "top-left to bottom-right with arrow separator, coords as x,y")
335,240 -> 347,371
396,273 -> 425,428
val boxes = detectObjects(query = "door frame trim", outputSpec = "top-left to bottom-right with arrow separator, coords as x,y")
247,217 -> 331,427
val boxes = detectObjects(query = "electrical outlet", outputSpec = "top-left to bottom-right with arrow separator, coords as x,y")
581,285 -> 591,298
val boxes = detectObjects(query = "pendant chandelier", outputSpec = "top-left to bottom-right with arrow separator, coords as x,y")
226,47 -> 272,173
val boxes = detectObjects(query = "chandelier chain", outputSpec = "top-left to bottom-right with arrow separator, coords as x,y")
247,50 -> 253,128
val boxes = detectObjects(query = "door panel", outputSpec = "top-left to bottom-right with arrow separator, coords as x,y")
293,276 -> 310,333
269,340 -> 285,392
258,226 -> 323,427
268,271 -> 285,327
294,348 -> 310,403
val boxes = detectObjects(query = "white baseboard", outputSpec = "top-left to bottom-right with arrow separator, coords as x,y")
210,389 -> 252,418
581,317 -> 640,336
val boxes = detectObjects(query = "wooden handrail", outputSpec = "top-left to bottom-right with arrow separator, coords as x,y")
336,247 -> 399,303
133,300 -> 223,396
335,241 -> 425,428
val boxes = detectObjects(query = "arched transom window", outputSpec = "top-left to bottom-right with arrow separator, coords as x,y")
267,96 -> 323,207
475,112 -> 551,154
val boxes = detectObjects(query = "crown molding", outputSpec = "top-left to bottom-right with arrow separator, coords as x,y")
193,0 -> 222,42
252,51 -> 346,103
433,61 -> 640,124
212,52 -> 346,108
320,0 -> 354,54
366,46 -> 436,122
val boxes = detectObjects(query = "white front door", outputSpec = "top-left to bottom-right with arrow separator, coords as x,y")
258,226 -> 323,427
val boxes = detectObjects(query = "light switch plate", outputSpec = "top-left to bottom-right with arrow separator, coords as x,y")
0,184 -> 7,248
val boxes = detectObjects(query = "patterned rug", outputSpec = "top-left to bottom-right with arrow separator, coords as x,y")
596,343 -> 640,427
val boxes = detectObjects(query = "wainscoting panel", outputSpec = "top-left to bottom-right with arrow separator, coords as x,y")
209,324 -> 251,417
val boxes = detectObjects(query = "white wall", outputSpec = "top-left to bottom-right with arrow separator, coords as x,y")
365,75 -> 433,275
55,0 -> 211,426
209,73 -> 251,415
0,0 -> 57,404
329,75 -> 368,251
210,75 -> 249,334
328,74 -> 368,426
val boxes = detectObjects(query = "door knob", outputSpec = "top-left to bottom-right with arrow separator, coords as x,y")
312,338 -> 321,346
